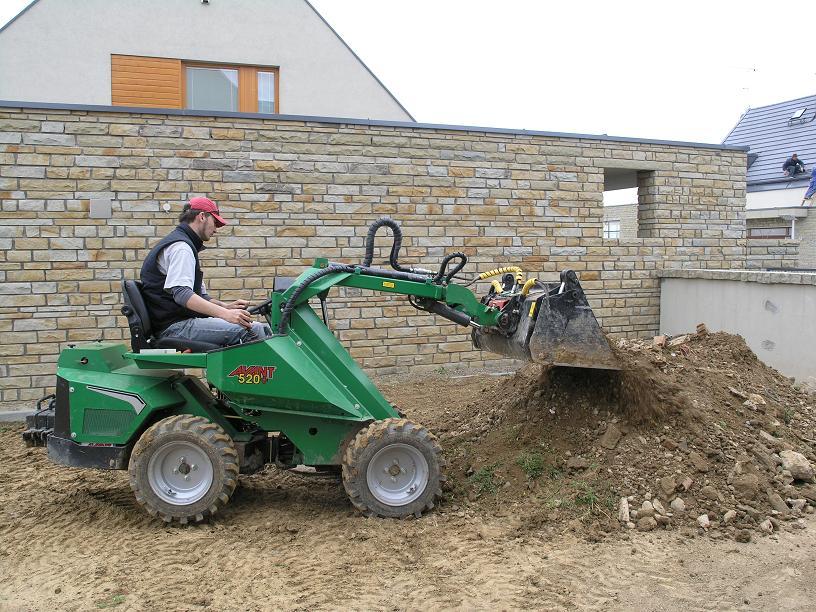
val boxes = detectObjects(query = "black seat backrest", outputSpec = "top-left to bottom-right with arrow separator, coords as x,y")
121,280 -> 152,351
120,280 -> 221,354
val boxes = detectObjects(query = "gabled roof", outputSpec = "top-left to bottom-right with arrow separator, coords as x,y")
723,94 -> 816,191
0,0 -> 38,35
0,0 -> 414,121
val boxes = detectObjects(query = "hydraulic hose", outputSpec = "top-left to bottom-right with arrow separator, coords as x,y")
433,251 -> 467,284
521,278 -> 538,296
277,264 -> 355,334
362,217 -> 433,276
477,266 -> 524,285
363,217 -> 408,272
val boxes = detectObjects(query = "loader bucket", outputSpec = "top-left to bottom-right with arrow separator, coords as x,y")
472,270 -> 620,370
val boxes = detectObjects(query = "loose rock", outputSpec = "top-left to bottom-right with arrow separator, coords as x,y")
689,451 -> 711,473
767,490 -> 789,514
618,497 -> 630,523
735,530 -> 752,543
566,457 -> 590,471
659,475 -> 676,497
779,450 -> 815,482
701,485 -> 722,502
759,519 -> 774,534
599,424 -> 623,450
697,514 -> 710,529
787,498 -> 807,512
670,497 -> 686,513
732,474 -> 760,500
747,393 -> 766,406
637,516 -> 657,532
652,499 -> 666,516
639,501 -> 655,518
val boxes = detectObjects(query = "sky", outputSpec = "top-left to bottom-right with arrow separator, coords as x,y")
0,0 -> 812,144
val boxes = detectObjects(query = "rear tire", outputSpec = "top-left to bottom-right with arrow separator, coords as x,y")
128,415 -> 239,524
342,418 -> 445,518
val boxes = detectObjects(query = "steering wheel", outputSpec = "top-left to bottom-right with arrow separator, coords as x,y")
248,299 -> 274,315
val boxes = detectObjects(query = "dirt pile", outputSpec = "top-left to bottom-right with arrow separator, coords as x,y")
431,331 -> 816,540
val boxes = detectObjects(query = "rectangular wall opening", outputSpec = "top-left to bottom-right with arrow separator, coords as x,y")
602,168 -> 658,239
603,167 -> 639,239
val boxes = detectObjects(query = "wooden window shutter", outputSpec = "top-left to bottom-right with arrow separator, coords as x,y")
111,55 -> 183,108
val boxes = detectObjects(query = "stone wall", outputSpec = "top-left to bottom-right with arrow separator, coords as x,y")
602,203 -> 638,239
745,237 -> 801,269
0,102 -> 784,412
798,213 -> 816,269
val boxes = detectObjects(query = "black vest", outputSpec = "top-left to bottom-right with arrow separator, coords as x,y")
140,224 -> 206,334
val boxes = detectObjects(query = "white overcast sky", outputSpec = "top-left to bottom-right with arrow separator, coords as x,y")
1,0 -> 813,145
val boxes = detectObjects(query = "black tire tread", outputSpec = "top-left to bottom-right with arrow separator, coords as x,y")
341,418 -> 445,518
129,415 -> 239,524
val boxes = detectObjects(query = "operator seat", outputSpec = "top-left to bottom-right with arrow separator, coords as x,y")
121,280 -> 220,353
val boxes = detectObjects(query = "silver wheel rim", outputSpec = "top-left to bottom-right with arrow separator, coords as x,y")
366,443 -> 429,507
147,441 -> 214,506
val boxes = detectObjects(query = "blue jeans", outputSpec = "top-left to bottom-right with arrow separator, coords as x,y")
159,317 -> 273,347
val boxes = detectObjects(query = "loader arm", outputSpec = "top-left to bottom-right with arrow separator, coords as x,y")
256,250 -> 617,370
262,258 -> 503,332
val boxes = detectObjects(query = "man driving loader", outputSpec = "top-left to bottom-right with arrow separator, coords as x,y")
140,197 -> 272,347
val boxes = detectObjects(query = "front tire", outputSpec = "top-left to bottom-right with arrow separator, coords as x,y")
342,418 -> 444,518
128,415 -> 239,524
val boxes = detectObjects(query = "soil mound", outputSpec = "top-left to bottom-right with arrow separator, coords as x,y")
432,331 -> 816,540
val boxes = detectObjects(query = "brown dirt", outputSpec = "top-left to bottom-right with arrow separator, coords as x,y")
425,332 -> 816,537
1,331 -> 816,610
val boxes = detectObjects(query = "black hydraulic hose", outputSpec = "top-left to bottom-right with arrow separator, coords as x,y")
433,251 -> 467,284
363,217 -> 410,272
277,264 -> 355,334
342,264 -> 429,284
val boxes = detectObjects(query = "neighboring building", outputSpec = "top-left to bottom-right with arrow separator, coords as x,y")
722,94 -> 816,268
0,0 -> 413,121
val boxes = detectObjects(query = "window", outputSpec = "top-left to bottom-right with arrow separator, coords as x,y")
603,220 -> 621,239
186,67 -> 239,112
788,107 -> 809,126
111,55 -> 279,113
258,71 -> 276,114
184,63 -> 279,114
747,226 -> 791,239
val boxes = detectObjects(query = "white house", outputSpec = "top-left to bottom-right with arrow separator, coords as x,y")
0,0 -> 413,121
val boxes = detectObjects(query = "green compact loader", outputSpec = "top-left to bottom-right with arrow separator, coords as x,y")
23,218 -> 616,523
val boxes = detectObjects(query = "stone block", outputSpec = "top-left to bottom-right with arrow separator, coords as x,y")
76,156 -> 121,168
0,132 -> 22,144
22,133 -> 76,146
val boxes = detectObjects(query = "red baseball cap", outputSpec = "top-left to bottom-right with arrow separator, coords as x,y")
188,196 -> 227,227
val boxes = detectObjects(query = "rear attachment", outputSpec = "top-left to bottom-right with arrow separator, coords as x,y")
472,270 -> 619,370
22,393 -> 56,447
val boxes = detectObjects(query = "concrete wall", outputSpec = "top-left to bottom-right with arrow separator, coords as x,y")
0,103 -> 791,413
0,0 -> 410,121
659,270 -> 816,381
747,186 -> 808,209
